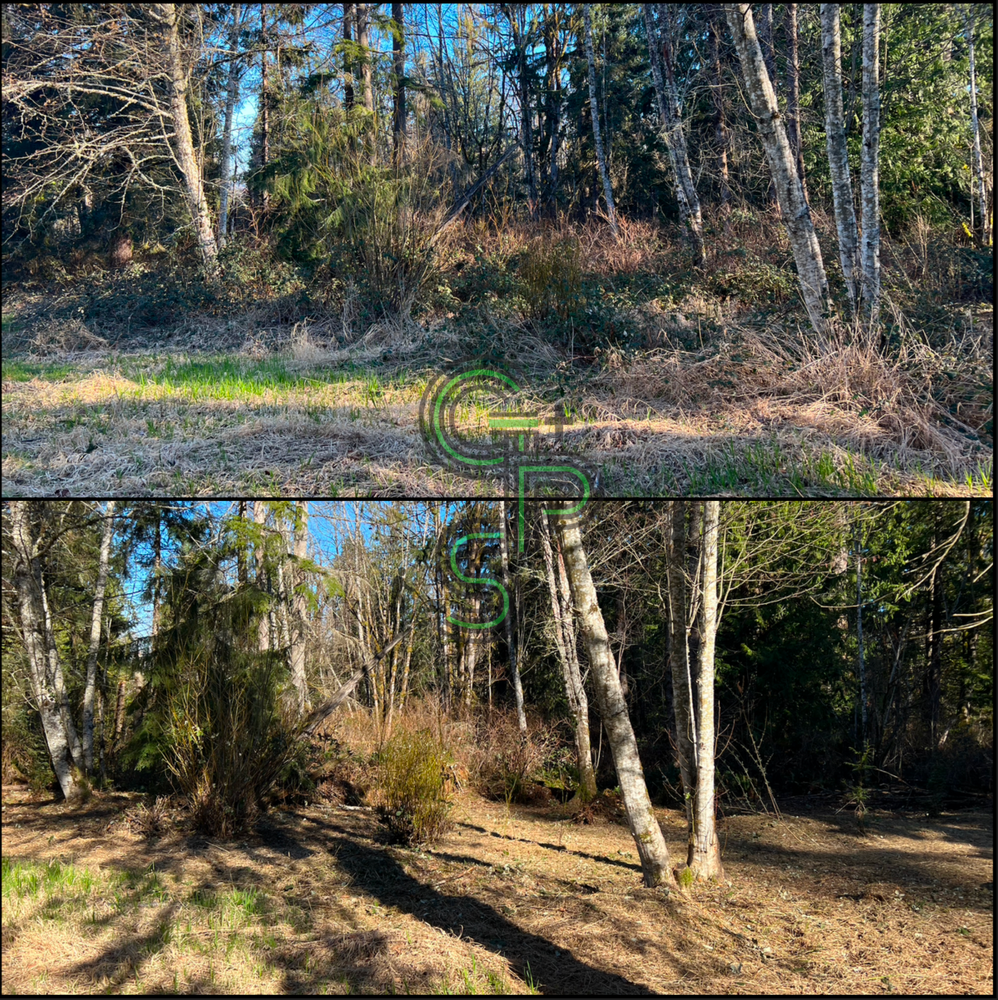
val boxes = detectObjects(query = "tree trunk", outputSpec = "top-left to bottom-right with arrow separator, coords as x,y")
343,3 -> 355,111
860,3 -> 881,327
539,510 -> 597,802
855,524 -> 868,748
584,4 -> 619,236
510,7 -> 539,218
357,3 -> 373,113
785,4 -> 808,203
725,3 -> 831,337
691,501 -> 724,880
392,2 -> 406,164
499,500 -> 528,732
288,501 -> 309,717
83,501 -> 115,776
820,3 -> 861,316
708,5 -> 732,227
757,3 -> 778,208
644,5 -> 706,264
218,3 -> 244,250
556,511 -> 672,888
667,501 -> 695,835
152,4 -> 220,280
254,501 -> 271,652
965,6 -> 989,246
8,502 -> 80,800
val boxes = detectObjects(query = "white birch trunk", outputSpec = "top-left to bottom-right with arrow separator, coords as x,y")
556,512 -> 672,887
964,6 -> 989,245
8,502 -> 80,799
860,4 -> 881,327
83,500 -> 116,775
691,501 -> 724,880
217,4 -> 245,250
725,3 -> 831,336
288,501 -> 309,717
150,4 -> 221,281
540,510 -> 597,802
820,4 -> 861,315
584,4 -> 619,236
644,4 -> 706,265
498,500 -> 528,732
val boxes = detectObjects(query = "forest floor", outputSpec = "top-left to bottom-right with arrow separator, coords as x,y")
1,783 -> 993,995
2,211 -> 992,497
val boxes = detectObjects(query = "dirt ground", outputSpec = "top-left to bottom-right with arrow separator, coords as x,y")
1,785 -> 993,995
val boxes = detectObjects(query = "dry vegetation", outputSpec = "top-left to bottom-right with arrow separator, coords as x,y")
2,706 -> 993,995
2,212 -> 992,497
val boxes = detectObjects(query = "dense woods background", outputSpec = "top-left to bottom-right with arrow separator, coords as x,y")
3,500 -> 992,841
3,3 -> 992,317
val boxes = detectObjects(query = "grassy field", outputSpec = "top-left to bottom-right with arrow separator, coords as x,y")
2,778 -> 993,995
3,213 -> 992,497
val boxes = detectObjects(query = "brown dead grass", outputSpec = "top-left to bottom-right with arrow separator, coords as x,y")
1,781 -> 992,995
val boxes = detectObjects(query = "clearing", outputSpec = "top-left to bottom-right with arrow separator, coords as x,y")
2,785 -> 993,994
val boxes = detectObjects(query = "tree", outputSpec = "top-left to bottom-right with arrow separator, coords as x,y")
820,3 -> 861,316
7,501 -> 83,799
538,508 -> 597,802
3,4 -> 221,279
725,3 -> 831,336
392,2 -> 407,163
691,501 -> 724,879
498,500 -> 528,732
555,508 -> 672,888
218,4 -> 248,249
83,501 -> 116,776
643,4 -> 706,264
965,5 -> 990,245
860,3 -> 882,327
785,4 -> 809,204
584,4 -> 619,236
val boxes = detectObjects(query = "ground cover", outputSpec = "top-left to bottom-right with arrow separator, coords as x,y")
3,213 -> 991,497
2,782 -> 992,995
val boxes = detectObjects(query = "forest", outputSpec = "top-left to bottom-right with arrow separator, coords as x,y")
1,499 -> 993,994
1,4 -> 993,497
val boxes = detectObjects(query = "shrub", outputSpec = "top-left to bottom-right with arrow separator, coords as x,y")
469,712 -> 559,804
376,728 -> 453,846
519,235 -> 584,321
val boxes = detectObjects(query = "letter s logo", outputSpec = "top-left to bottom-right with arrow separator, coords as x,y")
447,533 -> 508,629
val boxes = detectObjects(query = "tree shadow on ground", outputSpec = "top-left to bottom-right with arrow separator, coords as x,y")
308,813 -> 666,995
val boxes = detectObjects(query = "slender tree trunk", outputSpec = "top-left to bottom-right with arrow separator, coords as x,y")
667,501 -> 695,835
357,3 -> 373,113
757,3 -> 778,207
820,3 -> 861,316
83,501 -> 115,776
691,502 -> 724,880
644,5 -> 706,264
855,525 -> 867,748
218,3 -> 244,249
584,4 -> 618,236
725,3 -> 831,336
785,4 -> 808,203
539,510 -> 597,802
8,502 -> 80,799
556,511 -> 672,888
151,4 -> 220,279
254,501 -> 270,652
860,3 -> 881,327
708,5 -> 732,227
965,6 -> 989,246
343,2 -> 355,111
512,8 -> 539,219
392,2 -> 406,164
288,501 -> 309,717
498,500 -> 528,732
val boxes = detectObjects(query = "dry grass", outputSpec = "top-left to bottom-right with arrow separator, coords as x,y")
2,775 -> 992,995
3,209 -> 991,497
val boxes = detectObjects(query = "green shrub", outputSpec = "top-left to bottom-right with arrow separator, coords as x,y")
376,729 -> 453,846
